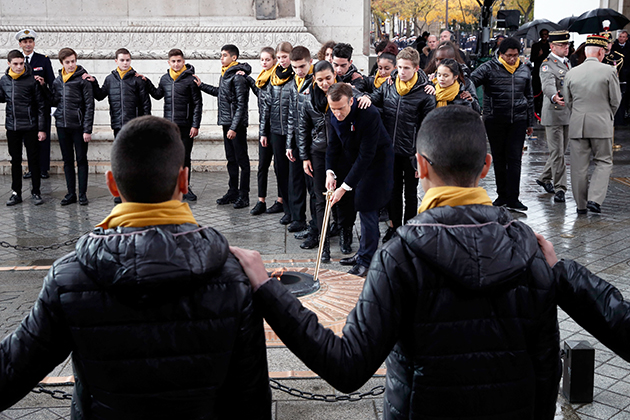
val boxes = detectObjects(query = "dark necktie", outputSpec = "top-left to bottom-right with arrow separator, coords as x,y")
26,56 -> 29,65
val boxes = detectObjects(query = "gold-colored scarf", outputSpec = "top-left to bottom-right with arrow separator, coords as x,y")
270,64 -> 293,86
499,57 -> 520,74
295,65 -> 314,92
117,67 -> 132,79
256,67 -> 274,88
374,75 -> 388,89
8,68 -> 25,80
169,66 -> 186,81
395,72 -> 418,96
62,68 -> 76,83
96,200 -> 198,229
221,61 -> 238,77
418,186 -> 492,213
433,78 -> 461,108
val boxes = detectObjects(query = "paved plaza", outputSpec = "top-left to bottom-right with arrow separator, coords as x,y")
2,127 -> 630,419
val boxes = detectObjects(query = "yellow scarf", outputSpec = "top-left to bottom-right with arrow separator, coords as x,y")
295,65 -> 314,92
374,75 -> 388,89
62,68 -> 76,83
499,57 -> 520,74
96,200 -> 198,229
433,78 -> 461,108
270,64 -> 293,86
418,186 -> 492,213
395,72 -> 418,96
169,67 -> 186,81
117,67 -> 132,79
256,67 -> 274,88
8,68 -> 25,80
221,61 -> 238,77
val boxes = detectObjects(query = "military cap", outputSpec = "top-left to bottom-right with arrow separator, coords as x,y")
548,30 -> 570,43
586,34 -> 610,48
599,32 -> 613,42
15,29 -> 37,41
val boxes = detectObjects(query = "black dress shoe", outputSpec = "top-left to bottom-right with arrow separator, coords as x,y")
250,201 -> 266,215
340,228 -> 353,254
6,192 -> 22,206
184,187 -> 197,202
79,194 -> 89,206
554,190 -> 565,203
492,197 -> 507,207
300,235 -> 319,249
266,201 -> 284,214
23,171 -> 31,179
40,171 -> 49,179
577,208 -> 588,215
216,191 -> 238,205
587,201 -> 601,213
536,179 -> 555,194
506,200 -> 528,212
347,264 -> 368,277
288,221 -> 307,232
279,214 -> 292,225
233,196 -> 249,209
382,226 -> 395,244
294,229 -> 311,239
60,193 -> 77,206
31,193 -> 44,205
339,253 -> 359,266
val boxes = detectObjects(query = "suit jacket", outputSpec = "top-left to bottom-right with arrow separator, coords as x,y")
564,57 -> 622,139
27,52 -> 55,87
540,54 -> 571,126
326,100 -> 393,212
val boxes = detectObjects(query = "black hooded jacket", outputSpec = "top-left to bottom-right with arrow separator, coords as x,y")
0,223 -> 271,419
255,204 -> 562,420
146,64 -> 202,128
0,65 -> 46,131
91,68 -> 152,130
368,70 -> 435,157
199,62 -> 251,130
49,65 -> 95,133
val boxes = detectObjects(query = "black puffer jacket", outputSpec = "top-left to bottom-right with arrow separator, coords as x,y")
0,66 -> 46,131
146,64 -> 202,128
437,77 -> 482,113
256,204 -> 561,420
260,73 -> 293,136
286,74 -> 313,149
470,57 -> 535,125
369,70 -> 435,157
49,65 -> 95,133
0,224 -> 271,419
338,64 -> 368,93
199,62 -> 251,130
297,83 -> 329,160
92,68 -> 152,130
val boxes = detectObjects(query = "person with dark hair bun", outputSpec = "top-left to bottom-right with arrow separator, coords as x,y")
471,37 -> 534,212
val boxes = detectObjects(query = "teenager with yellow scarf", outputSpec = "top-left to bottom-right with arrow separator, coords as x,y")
431,58 -> 480,113
358,47 -> 435,243
470,37 -> 535,212
364,52 -> 396,94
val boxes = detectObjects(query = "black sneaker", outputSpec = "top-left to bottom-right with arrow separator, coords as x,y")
250,201 -> 266,215
216,191 -> 238,205
184,187 -> 197,202
288,221 -> 307,232
492,197 -> 506,207
266,201 -> 284,214
40,171 -> 49,179
31,193 -> 44,205
506,200 -> 528,212
279,214 -> 292,225
61,193 -> 77,206
233,196 -> 249,209
23,171 -> 32,179
300,235 -> 319,249
114,196 -> 122,204
79,194 -> 89,206
6,192 -> 22,206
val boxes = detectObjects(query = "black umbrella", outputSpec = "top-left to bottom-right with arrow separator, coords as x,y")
514,19 -> 562,41
569,8 -> 630,34
558,16 -> 578,30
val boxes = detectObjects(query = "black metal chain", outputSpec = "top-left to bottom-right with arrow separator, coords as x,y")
32,379 -> 385,403
0,234 -> 87,252
269,378 -> 385,402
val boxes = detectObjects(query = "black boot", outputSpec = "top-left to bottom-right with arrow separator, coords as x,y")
340,227 -> 353,255
321,236 -> 331,263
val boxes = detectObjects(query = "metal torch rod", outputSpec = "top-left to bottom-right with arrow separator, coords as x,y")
313,190 -> 334,282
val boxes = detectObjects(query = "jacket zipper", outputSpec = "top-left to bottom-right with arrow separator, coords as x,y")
393,95 -> 402,144
171,78 -> 175,122
511,71 -> 515,124
279,85 -> 284,134
120,77 -> 124,126
63,80 -> 67,127
11,79 -> 16,129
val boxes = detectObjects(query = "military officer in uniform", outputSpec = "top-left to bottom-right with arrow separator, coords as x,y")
564,35 -> 622,214
536,30 -> 572,203
16,29 -> 54,179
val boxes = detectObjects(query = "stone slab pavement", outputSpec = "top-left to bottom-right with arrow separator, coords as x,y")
2,126 -> 630,419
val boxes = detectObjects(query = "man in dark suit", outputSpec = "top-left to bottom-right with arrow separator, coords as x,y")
325,83 -> 393,276
16,29 -> 54,179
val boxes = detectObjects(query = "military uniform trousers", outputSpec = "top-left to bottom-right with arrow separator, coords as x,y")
539,125 -> 570,192
570,137 -> 613,210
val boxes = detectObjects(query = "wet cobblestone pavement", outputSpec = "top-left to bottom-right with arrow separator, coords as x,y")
2,126 -> 630,419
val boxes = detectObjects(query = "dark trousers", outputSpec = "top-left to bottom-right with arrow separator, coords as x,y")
222,125 -> 250,194
257,140 -> 277,198
178,125 -> 195,185
357,210 -> 379,267
269,133 -> 290,215
288,150 -> 307,223
7,130 -> 40,195
335,163 -> 357,229
312,151 -> 327,235
113,128 -> 121,138
390,154 -> 418,228
38,111 -> 51,173
485,120 -> 527,203
57,127 -> 88,196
